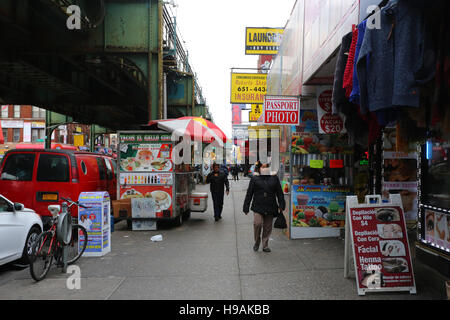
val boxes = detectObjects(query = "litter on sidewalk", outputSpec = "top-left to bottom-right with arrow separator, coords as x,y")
151,235 -> 163,242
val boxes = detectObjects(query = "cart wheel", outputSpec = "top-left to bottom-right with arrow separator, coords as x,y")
182,210 -> 191,221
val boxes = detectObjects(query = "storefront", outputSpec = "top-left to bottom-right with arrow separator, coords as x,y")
268,0 -> 450,277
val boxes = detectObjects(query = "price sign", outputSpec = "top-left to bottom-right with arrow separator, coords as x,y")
309,159 -> 324,169
316,87 -> 346,134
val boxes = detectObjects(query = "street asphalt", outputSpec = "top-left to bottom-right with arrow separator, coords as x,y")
0,178 -> 447,300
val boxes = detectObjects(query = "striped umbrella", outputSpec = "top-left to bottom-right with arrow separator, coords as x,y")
147,117 -> 227,146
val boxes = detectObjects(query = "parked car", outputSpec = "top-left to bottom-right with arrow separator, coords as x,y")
0,149 -> 117,227
0,195 -> 43,266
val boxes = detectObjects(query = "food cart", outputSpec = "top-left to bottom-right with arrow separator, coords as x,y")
115,130 -> 197,229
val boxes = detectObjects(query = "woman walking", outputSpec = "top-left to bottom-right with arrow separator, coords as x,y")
243,162 -> 285,252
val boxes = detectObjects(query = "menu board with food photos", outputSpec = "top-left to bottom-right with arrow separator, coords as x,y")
118,132 -> 175,220
119,132 -> 173,173
119,185 -> 173,218
344,194 -> 416,296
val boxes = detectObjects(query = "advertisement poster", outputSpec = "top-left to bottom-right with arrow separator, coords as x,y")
78,192 -> 110,256
120,143 -> 173,172
291,131 -> 353,155
120,185 -> 173,218
230,73 -> 267,104
79,202 -> 103,253
425,209 -> 450,252
349,205 -> 415,292
316,88 -> 346,134
291,184 -> 350,228
232,104 -> 245,125
382,129 -> 418,221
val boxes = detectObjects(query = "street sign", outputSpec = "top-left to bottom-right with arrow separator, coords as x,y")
230,73 -> 267,104
263,96 -> 300,126
249,104 -> 262,122
344,194 -> 417,296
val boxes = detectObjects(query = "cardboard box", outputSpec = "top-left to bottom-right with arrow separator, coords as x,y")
112,199 -> 132,219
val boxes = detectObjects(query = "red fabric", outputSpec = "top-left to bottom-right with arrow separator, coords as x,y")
343,28 -> 359,98
0,121 -> 3,144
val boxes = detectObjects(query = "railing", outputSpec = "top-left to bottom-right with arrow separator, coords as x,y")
163,3 -> 205,106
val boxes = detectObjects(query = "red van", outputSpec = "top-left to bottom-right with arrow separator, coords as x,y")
0,149 -> 117,226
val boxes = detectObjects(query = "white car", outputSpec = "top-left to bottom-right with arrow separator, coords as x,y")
0,195 -> 43,266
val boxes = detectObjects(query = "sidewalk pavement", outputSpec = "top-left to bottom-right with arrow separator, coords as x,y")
0,179 -> 447,300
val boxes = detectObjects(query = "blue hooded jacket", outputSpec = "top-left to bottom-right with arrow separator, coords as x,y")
349,20 -> 367,106
356,0 -> 434,114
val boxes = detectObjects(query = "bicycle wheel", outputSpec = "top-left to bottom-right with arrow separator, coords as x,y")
29,231 -> 55,281
66,224 -> 87,265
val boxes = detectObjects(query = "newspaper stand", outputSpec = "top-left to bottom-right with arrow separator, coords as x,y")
78,192 -> 111,257
344,194 -> 416,295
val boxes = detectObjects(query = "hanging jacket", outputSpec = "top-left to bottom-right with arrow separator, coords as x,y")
343,27 -> 359,98
332,31 -> 353,115
243,172 -> 285,215
356,0 -> 434,114
349,20 -> 367,105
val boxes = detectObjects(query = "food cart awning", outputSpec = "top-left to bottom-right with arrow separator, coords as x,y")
147,117 -> 227,147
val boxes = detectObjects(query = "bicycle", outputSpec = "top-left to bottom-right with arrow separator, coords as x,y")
29,197 -> 88,281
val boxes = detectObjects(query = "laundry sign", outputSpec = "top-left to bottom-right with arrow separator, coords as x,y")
245,27 -> 284,55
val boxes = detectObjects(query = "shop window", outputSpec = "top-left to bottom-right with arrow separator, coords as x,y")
2,129 -> 8,142
13,128 -> 21,142
31,128 -> 44,142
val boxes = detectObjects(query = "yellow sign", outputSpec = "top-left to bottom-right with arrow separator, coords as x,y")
245,27 -> 284,55
249,104 -> 262,122
248,126 -> 280,139
74,134 -> 84,147
230,73 -> 267,104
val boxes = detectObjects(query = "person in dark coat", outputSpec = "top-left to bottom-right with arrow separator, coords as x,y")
206,163 -> 230,221
243,162 -> 285,252
231,165 -> 239,181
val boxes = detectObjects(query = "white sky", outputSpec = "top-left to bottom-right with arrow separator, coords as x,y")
173,0 -> 296,138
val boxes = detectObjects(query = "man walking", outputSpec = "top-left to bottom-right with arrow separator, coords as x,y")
206,163 -> 230,221
231,165 -> 239,181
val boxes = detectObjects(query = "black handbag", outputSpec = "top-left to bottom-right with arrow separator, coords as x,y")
274,210 -> 287,229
